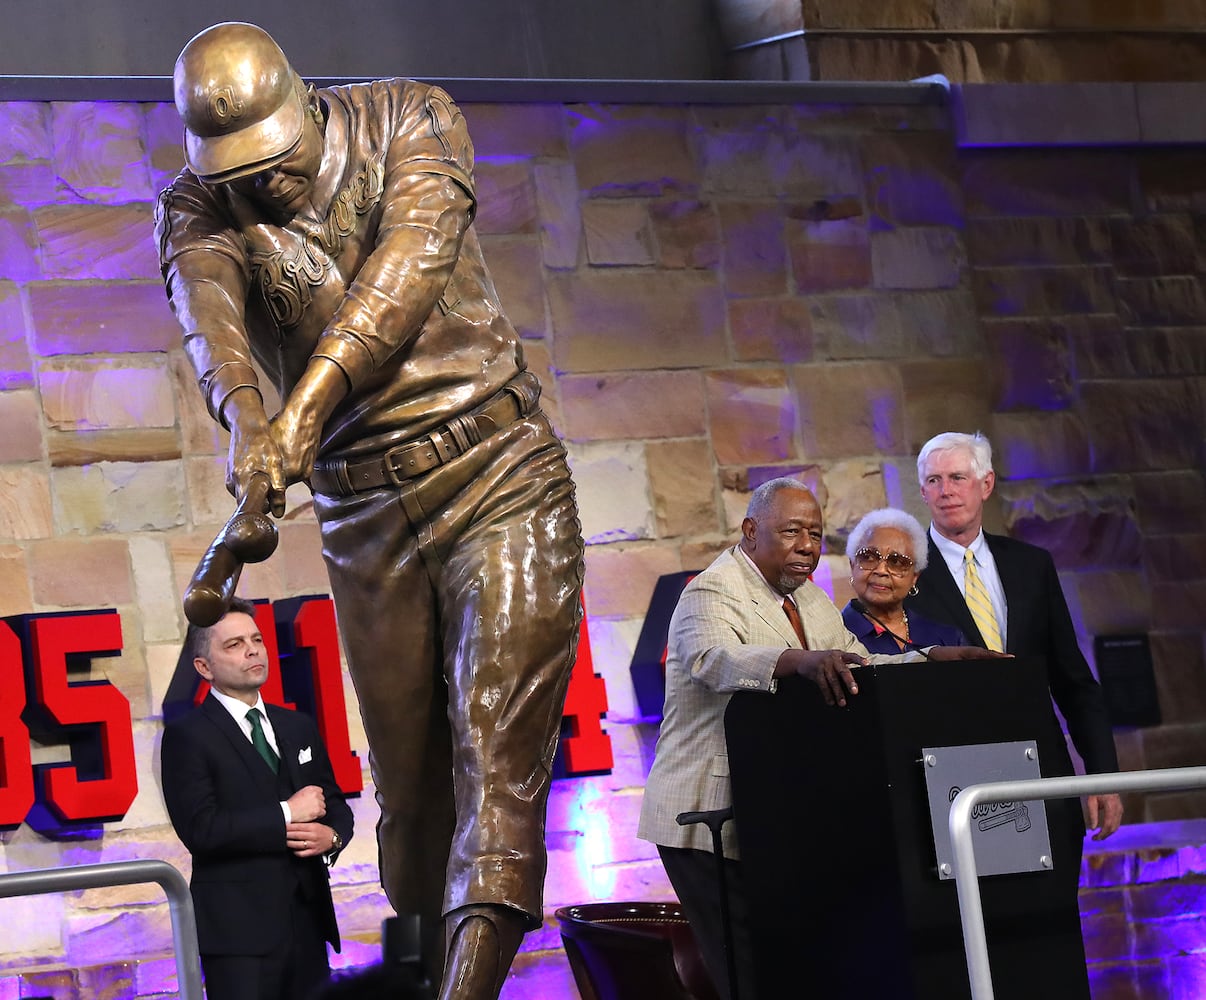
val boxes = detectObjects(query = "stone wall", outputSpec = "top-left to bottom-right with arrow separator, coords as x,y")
0,78 -> 1204,994
717,0 -> 1206,82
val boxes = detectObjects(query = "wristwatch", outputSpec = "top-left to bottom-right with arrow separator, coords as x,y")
330,831 -> 343,853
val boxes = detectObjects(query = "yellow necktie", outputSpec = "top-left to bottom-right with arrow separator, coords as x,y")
963,549 -> 1003,652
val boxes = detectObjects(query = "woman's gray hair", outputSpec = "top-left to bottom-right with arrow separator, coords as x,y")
845,508 -> 929,571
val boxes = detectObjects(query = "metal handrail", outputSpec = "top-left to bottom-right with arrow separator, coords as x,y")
0,859 -> 203,1000
949,765 -> 1206,1000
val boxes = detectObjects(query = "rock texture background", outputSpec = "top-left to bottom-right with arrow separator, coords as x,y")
0,69 -> 1203,996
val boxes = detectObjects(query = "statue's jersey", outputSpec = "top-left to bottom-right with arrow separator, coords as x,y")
156,78 -> 523,459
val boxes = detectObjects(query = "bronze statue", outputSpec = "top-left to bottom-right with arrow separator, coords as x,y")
155,22 -> 585,999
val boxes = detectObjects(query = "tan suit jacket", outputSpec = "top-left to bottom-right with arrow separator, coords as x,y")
637,546 -> 920,859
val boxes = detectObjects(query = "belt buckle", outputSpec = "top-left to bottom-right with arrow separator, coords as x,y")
381,431 -> 460,486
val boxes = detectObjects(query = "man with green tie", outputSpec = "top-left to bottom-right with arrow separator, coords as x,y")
161,597 -> 354,999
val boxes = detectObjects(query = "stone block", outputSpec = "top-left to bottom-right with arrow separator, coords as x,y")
463,103 -> 567,159
961,150 -> 1135,218
1002,482 -> 1140,570
717,202 -> 787,297
1132,472 -> 1206,534
649,199 -> 721,270
17,967 -> 77,999
47,428 -> 179,467
129,536 -> 181,645
582,200 -> 655,266
729,297 -> 815,363
990,412 -> 1092,479
52,461 -> 186,535
473,159 -> 538,235
581,543 -> 683,618
0,466 -> 53,541
965,216 -> 1112,268
706,368 -> 799,465
0,160 -> 60,206
871,226 -> 964,290
646,438 -> 720,539
1110,215 -> 1199,278
1081,380 -> 1201,473
33,204 -> 159,280
277,521 -> 330,593
792,361 -> 904,459
1144,535 -> 1206,584
30,537 -> 132,607
1081,911 -> 1134,964
0,544 -> 32,615
567,106 -> 697,198
1136,150 -> 1206,214
786,217 -> 871,293
171,352 -> 226,457
1140,722 -> 1206,773
40,359 -> 176,431
0,391 -> 42,462
0,283 -> 33,391
1086,960 -> 1172,1000
143,102 -> 185,196
1170,952 -> 1206,1000
899,358 -> 994,454
1073,571 -> 1152,636
981,318 -> 1073,410
558,371 -> 707,442
76,962 -> 134,1000
51,103 -> 153,204
1145,792 -> 1206,825
863,130 -> 962,230
182,453 -> 232,528
29,281 -> 180,356
566,441 -> 653,544
0,210 -> 39,282
0,101 -> 51,163
819,459 -> 888,542
548,270 -> 726,372
972,264 -> 1115,318
533,162 -> 582,269
478,236 -> 547,339
1150,581 -> 1206,631
810,289 -> 978,360
1116,276 -> 1206,327
64,909 -> 172,970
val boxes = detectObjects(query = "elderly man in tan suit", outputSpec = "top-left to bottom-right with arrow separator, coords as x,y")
638,478 -> 999,999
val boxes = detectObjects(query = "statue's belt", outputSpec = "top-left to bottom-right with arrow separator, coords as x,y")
310,377 -> 536,497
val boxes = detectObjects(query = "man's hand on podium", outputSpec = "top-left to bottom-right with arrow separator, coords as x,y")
775,649 -> 866,708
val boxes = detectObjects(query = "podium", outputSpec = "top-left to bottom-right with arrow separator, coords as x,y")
725,659 -> 1089,1000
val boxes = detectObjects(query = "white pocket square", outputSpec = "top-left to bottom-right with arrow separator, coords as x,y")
298,746 -> 313,765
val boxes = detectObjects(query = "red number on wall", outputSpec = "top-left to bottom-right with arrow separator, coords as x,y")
559,597 -> 613,775
0,621 -> 34,828
27,612 -> 138,822
285,598 -> 362,795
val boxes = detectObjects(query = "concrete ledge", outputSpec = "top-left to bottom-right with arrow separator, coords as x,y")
954,81 -> 1206,147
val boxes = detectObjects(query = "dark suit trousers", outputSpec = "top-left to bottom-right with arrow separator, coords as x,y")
200,888 -> 330,1000
659,845 -> 759,1000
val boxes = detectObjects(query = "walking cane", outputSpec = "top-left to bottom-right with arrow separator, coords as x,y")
676,806 -> 740,1000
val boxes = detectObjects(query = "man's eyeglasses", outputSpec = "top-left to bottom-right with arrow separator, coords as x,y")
853,547 -> 915,576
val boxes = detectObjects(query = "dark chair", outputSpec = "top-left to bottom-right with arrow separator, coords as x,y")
555,901 -> 721,1000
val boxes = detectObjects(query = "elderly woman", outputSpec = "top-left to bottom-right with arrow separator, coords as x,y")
842,508 -> 965,654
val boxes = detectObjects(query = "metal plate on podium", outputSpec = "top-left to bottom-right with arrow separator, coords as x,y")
923,740 -> 1053,880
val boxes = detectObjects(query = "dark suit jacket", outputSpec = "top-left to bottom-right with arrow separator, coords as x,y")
161,696 -> 354,956
907,532 -> 1119,777
841,601 -> 966,655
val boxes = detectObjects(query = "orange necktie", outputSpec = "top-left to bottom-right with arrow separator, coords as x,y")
782,598 -> 808,648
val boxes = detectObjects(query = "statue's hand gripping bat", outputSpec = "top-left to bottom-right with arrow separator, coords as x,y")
183,473 -> 279,627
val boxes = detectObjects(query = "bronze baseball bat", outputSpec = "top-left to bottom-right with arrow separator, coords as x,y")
183,473 -> 279,627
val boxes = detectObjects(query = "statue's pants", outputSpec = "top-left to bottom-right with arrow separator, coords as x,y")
313,413 -> 584,929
